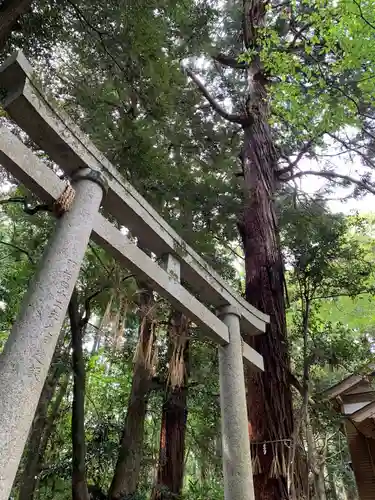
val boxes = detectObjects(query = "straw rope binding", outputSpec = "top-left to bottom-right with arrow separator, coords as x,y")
53,183 -> 76,217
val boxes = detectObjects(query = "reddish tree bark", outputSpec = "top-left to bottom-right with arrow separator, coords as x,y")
151,312 -> 189,500
238,3 -> 293,498
240,123 -> 292,498
109,281 -> 155,500
187,0 -> 294,496
153,387 -> 188,499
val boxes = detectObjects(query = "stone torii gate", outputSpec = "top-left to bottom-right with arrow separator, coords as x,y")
0,52 -> 269,500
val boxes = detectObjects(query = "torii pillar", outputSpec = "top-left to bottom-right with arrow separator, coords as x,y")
0,168 -> 106,500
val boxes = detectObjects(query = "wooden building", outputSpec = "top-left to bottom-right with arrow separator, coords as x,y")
325,368 -> 375,500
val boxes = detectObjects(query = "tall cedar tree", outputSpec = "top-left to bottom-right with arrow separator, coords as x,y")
187,0 -> 375,497
187,3 -> 292,496
3,1 -> 375,498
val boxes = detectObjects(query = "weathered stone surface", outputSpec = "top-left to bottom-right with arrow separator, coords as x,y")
0,125 -> 264,370
0,172 -> 104,499
218,306 -> 255,500
0,52 -> 269,337
0,53 -> 268,500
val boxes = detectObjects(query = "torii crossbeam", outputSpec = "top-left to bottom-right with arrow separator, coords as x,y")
0,52 -> 269,500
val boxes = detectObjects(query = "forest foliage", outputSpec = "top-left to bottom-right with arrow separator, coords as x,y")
1,1 -> 375,500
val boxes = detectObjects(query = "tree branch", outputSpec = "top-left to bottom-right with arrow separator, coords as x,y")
64,0 -> 129,80
363,127 -> 375,142
312,288 -> 375,301
212,235 -> 244,261
277,137 -> 320,177
0,240 -> 34,263
288,22 -> 313,50
64,0 -> 110,36
88,243 -> 111,276
0,197 -> 52,215
81,274 -> 135,327
184,68 -> 252,125
327,133 -> 375,170
213,53 -> 249,70
282,170 -> 375,195
288,371 -> 315,405
352,0 -> 375,32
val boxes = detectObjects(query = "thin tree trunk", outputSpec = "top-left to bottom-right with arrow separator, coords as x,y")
0,0 -> 33,50
327,466 -> 339,500
28,374 -> 70,499
288,296 -> 311,499
301,298 -> 312,498
152,388 -> 188,499
109,281 -> 155,500
316,464 -> 327,500
69,289 -> 90,500
151,312 -> 189,500
38,374 -> 70,461
305,410 -> 327,500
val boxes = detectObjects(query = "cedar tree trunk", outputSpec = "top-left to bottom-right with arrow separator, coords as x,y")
187,9 -> 294,495
238,2 -> 294,498
151,312 -> 189,500
241,116 -> 293,498
109,282 -> 155,500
